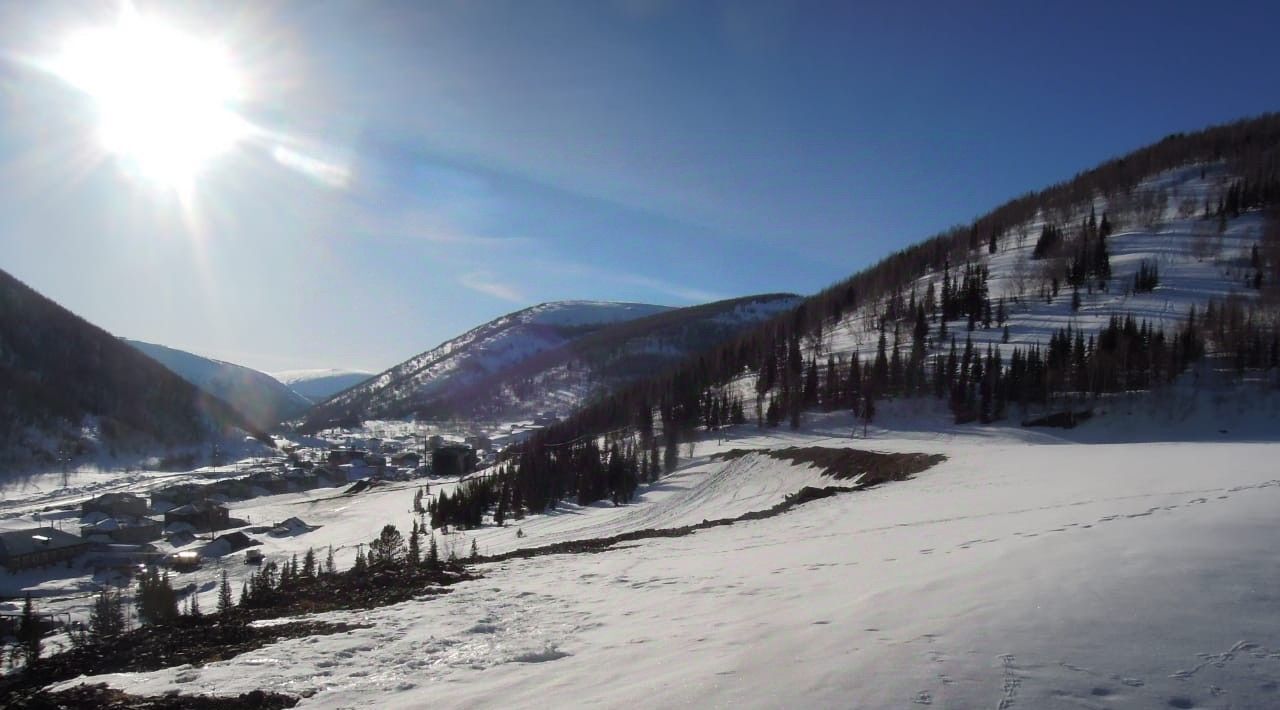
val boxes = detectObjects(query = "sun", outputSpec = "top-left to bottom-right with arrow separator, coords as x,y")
52,9 -> 246,187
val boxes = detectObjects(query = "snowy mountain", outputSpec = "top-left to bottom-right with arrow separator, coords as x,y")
272,369 -> 375,403
804,163 -> 1269,369
300,296 -> 798,429
125,340 -> 312,430
0,269 -> 266,471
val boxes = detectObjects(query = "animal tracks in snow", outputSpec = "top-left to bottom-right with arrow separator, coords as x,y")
914,480 -> 1280,560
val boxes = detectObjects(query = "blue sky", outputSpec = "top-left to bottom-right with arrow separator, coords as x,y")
1,0 -> 1277,373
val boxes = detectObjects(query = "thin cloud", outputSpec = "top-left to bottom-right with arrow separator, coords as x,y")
614,273 -> 721,303
271,145 -> 351,189
459,270 -> 524,302
370,209 -> 535,248
536,259 -> 723,303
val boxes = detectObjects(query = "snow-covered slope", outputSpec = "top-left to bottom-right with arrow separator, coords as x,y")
301,296 -> 799,428
46,407 -> 1280,708
126,340 -> 311,431
716,164 -> 1270,409
272,369 -> 374,403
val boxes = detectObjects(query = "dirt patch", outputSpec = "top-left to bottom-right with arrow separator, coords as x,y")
0,618 -> 364,704
7,683 -> 299,709
762,447 -> 946,484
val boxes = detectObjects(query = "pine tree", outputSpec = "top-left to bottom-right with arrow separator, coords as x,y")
325,545 -> 336,576
136,568 -> 179,626
470,538 -> 479,561
88,588 -> 125,643
407,521 -> 421,568
427,533 -> 440,567
302,547 -> 316,579
217,570 -> 233,614
19,593 -> 41,666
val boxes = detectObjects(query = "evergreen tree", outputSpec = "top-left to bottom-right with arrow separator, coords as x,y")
135,568 -> 179,626
217,570 -> 233,614
302,547 -> 317,578
427,533 -> 440,567
88,588 -> 126,643
18,593 -> 41,666
408,520 -> 422,567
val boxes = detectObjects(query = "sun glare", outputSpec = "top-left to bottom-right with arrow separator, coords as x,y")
52,10 -> 245,187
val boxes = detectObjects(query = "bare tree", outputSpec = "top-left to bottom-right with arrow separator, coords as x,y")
1010,250 -> 1031,298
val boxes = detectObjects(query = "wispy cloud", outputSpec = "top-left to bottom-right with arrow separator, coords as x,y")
270,145 -> 351,189
364,208 -> 535,249
458,270 -> 524,302
535,259 -> 723,303
613,272 -> 722,303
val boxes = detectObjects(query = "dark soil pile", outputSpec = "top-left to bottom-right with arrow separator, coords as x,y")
761,447 -> 946,484
6,683 -> 299,709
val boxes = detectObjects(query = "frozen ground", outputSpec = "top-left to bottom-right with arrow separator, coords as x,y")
38,399 -> 1280,709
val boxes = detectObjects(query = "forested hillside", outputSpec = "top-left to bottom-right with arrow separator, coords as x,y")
0,269 -> 265,469
299,296 -> 799,430
434,114 -> 1280,525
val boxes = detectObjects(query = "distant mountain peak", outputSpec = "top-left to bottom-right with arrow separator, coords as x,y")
300,294 -> 797,429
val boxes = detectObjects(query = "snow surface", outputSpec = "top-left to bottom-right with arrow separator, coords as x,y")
38,394 -> 1280,709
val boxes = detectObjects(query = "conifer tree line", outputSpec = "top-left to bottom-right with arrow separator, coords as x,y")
438,114 -> 1280,523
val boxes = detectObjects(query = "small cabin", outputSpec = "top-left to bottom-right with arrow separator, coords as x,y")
81,492 -> 149,518
164,502 -> 230,532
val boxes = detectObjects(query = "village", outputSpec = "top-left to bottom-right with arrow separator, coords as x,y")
0,418 -> 553,649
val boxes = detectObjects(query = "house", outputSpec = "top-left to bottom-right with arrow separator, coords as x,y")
431,445 -> 477,477
327,449 -> 368,466
465,434 -> 493,452
151,483 -> 211,510
81,492 -> 148,518
0,527 -> 90,570
390,451 -> 421,467
164,501 -> 230,532
80,516 -> 163,544
201,531 -> 259,557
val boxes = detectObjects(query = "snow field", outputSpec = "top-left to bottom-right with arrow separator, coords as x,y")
42,412 -> 1280,709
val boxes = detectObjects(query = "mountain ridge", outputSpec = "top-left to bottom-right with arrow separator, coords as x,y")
123,339 -> 312,430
